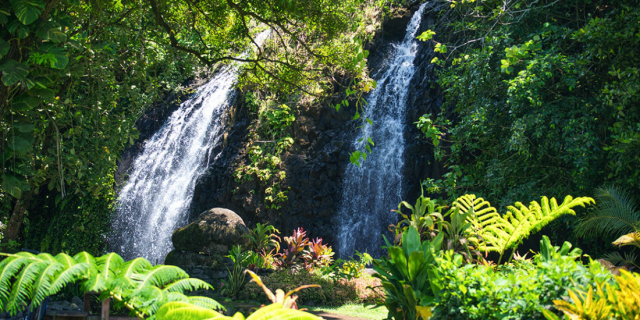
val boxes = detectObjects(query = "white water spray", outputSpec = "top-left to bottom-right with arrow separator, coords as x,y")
111,32 -> 269,263
336,3 -> 427,258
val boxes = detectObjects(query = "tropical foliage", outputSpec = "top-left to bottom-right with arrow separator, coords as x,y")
373,223 -> 619,320
419,0 -> 640,224
372,227 -> 443,320
576,186 -> 640,268
391,193 -> 594,263
453,194 -> 595,263
1,0 -> 387,250
0,251 -> 220,318
429,236 -> 613,320
543,269 -> 640,320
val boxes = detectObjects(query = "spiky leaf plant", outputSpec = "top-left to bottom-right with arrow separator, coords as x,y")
0,251 -> 220,318
454,194 -> 595,263
543,269 -> 640,320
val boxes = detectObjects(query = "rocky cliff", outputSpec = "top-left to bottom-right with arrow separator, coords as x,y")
117,2 -> 447,250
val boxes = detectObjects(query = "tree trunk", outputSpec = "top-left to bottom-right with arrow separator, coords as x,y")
2,192 -> 31,243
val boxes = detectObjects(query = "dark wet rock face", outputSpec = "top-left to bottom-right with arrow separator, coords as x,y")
172,207 -> 250,255
186,4 -> 445,246
117,4 -> 445,253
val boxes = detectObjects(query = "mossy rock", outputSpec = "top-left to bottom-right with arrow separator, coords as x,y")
171,207 -> 249,255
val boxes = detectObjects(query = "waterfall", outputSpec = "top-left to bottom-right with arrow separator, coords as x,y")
111,32 -> 269,263
336,3 -> 427,258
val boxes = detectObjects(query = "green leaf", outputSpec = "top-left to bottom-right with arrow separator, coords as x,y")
10,0 -> 45,25
39,44 -> 69,69
367,137 -> 374,146
0,40 -> 10,59
0,59 -> 29,86
353,111 -> 360,120
14,123 -> 34,132
0,5 -> 10,25
29,87 -> 55,101
11,94 -> 41,111
2,173 -> 24,198
39,28 -> 67,43
7,135 -> 32,151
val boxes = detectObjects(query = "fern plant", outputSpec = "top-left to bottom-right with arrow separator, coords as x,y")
453,194 -> 595,263
0,251 -> 222,318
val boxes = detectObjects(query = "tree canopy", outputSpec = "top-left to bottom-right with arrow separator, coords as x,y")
0,0 -> 376,243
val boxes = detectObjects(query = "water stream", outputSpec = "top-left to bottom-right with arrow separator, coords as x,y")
110,33 -> 268,263
336,3 -> 427,258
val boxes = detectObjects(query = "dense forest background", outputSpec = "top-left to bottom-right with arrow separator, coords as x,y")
1,0 -> 639,262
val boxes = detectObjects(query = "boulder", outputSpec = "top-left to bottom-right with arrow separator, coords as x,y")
172,207 -> 250,255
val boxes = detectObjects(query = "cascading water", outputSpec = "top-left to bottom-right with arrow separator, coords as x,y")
111,32 -> 269,263
336,3 -> 427,258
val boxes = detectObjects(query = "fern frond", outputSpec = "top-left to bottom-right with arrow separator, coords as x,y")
0,255 -> 31,309
81,252 -> 124,292
188,296 -> 225,311
498,196 -> 594,252
162,278 -> 212,293
49,263 -> 89,295
132,285 -> 167,318
5,261 -> 45,315
120,257 -> 153,278
74,252 -> 96,266
31,263 -> 65,307
455,194 -> 594,262
97,252 -> 125,280
453,195 -> 504,229
576,186 -> 640,238
55,253 -> 77,268
131,265 -> 189,290
36,253 -> 57,264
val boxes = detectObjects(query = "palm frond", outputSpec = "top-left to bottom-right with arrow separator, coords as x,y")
602,251 -> 640,269
576,186 -> 640,238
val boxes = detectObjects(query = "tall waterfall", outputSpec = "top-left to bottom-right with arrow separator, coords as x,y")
111,32 -> 268,263
336,3 -> 427,258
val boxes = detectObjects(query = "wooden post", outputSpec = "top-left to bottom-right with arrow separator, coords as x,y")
84,293 -> 91,312
101,298 -> 110,320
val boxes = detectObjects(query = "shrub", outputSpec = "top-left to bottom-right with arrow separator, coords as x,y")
430,237 -> 614,320
344,277 -> 384,304
238,270 -> 358,306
